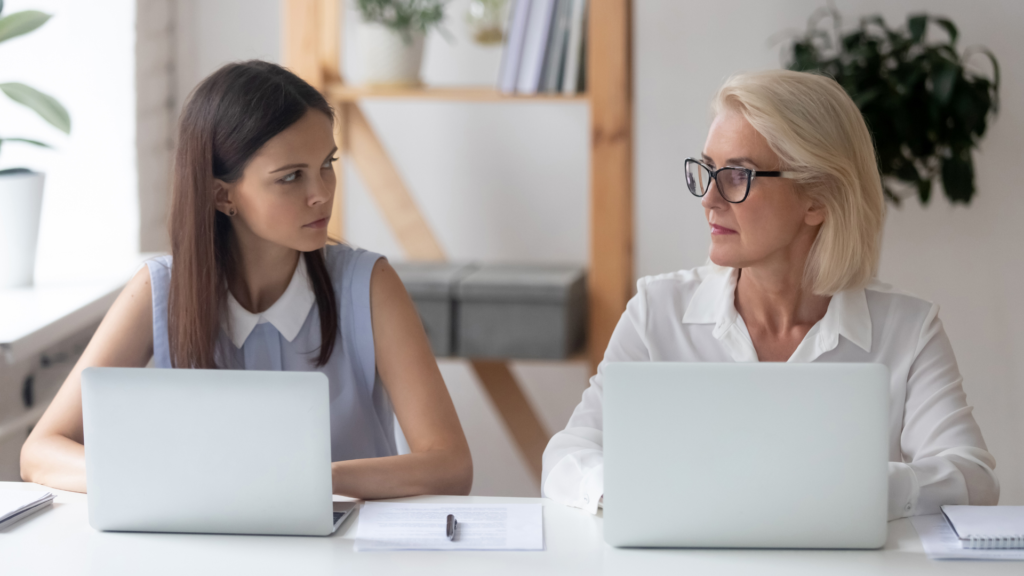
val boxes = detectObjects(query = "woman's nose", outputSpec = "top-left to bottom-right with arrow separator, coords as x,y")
309,174 -> 333,206
701,178 -> 726,211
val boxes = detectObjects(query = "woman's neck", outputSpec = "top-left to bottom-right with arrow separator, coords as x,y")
227,229 -> 300,314
735,265 -> 830,335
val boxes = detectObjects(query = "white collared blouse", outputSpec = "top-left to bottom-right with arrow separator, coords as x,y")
146,244 -> 398,463
542,265 -> 999,519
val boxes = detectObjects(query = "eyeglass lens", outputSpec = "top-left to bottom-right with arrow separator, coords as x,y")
686,161 -> 750,203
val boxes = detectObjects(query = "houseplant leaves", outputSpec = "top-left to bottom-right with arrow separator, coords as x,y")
783,10 -> 1000,205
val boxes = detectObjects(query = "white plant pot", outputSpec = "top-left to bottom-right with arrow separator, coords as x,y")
0,170 -> 45,289
355,23 -> 426,87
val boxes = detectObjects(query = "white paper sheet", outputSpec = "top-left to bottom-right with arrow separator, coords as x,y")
0,490 -> 55,529
355,503 -> 544,551
910,514 -> 1024,560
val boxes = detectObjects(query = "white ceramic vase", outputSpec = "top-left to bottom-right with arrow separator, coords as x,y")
355,22 -> 426,87
0,170 -> 45,289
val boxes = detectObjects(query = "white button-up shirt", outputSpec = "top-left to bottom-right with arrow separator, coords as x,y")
542,265 -> 999,519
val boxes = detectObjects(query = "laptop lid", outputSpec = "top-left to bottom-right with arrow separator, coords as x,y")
603,362 -> 889,549
82,367 -> 334,536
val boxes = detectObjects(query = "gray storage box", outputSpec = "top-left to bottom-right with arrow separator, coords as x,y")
391,262 -> 476,357
455,264 -> 587,359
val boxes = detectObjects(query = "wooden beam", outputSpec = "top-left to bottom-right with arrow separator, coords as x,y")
587,0 -> 634,370
347,104 -> 446,261
471,360 -> 548,485
282,0 -> 323,90
319,0 -> 342,85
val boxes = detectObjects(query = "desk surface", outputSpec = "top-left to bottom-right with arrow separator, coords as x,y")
0,482 -> 1017,575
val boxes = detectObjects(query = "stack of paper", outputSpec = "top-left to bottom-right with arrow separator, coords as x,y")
355,502 -> 544,551
0,490 -> 55,530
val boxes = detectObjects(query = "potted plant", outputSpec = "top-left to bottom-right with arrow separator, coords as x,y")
0,1 -> 70,289
354,0 -> 449,86
783,9 -> 999,205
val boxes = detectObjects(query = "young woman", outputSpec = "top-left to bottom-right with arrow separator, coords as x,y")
543,70 -> 998,519
20,60 -> 473,498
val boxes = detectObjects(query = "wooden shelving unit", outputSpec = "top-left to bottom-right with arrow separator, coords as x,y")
283,0 -> 632,487
326,84 -> 590,103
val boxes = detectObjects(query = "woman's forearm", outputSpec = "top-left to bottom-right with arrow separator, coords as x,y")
20,435 -> 88,493
330,448 -> 473,499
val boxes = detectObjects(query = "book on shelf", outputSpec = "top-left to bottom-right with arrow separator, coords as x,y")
500,0 -> 587,96
498,0 -> 533,94
561,0 -> 588,95
540,0 -> 573,93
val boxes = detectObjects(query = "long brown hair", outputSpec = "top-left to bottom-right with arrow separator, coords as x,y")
168,60 -> 338,368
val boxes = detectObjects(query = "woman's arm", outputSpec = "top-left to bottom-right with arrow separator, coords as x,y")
541,280 -> 651,513
20,266 -> 156,492
329,260 -> 473,498
891,304 -> 999,519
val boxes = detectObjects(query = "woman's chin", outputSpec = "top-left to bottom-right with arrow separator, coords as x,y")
707,248 -> 740,269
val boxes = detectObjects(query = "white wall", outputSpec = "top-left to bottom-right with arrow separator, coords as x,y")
0,0 -> 137,283
170,0 -> 1024,502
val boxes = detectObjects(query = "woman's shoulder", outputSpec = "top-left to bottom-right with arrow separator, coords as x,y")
863,279 -> 937,318
635,264 -> 723,300
860,280 -> 942,342
323,243 -> 382,269
322,244 -> 385,296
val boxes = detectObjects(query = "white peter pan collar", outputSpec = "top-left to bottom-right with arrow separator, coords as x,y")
681,265 -> 872,356
223,256 -> 316,348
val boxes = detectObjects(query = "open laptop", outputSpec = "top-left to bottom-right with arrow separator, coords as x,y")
81,367 -> 354,536
602,362 -> 889,549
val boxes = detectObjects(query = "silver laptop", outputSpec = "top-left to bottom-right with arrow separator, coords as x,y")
603,362 -> 889,549
81,367 -> 354,536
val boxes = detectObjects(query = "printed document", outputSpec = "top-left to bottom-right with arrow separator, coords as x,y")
355,502 -> 543,551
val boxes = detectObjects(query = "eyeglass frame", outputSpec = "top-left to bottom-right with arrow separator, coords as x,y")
684,157 -> 801,204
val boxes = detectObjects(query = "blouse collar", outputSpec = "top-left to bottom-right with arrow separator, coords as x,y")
681,265 -> 872,360
223,256 -> 316,349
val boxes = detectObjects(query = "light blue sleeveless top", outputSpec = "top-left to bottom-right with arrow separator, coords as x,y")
146,244 -> 398,462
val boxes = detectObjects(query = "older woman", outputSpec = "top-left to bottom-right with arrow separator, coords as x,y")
542,70 -> 998,520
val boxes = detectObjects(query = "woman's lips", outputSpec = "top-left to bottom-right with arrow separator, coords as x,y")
304,218 -> 328,229
710,223 -> 737,235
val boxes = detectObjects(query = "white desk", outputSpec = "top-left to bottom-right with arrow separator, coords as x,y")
0,482 -> 1018,575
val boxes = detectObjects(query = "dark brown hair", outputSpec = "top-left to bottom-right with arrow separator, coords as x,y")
168,60 -> 338,368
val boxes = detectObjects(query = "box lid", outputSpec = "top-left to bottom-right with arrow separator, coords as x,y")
391,262 -> 476,299
456,264 -> 586,303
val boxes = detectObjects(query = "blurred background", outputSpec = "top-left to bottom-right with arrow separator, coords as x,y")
1,0 -> 1021,503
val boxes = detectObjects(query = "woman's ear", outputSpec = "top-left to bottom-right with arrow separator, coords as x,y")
804,200 -> 826,227
213,179 -> 235,216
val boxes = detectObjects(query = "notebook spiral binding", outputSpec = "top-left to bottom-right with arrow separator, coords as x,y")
964,535 -> 1024,550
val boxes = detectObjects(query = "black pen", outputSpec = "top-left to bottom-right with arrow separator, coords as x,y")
446,514 -> 458,541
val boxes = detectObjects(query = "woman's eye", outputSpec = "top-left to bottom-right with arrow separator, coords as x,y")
281,171 -> 299,183
322,157 -> 339,169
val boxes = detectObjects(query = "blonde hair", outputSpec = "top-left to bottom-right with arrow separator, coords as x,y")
712,70 -> 885,295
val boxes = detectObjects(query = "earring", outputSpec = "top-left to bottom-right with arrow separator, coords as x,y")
228,207 -> 237,217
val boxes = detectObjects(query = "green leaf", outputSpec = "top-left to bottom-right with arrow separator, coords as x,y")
0,10 -> 50,44
908,15 -> 927,43
933,18 -> 959,46
931,60 -> 960,105
0,137 -> 49,147
0,82 -> 70,133
941,152 -> 975,203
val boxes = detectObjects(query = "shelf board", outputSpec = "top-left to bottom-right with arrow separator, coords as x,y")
326,83 -> 589,103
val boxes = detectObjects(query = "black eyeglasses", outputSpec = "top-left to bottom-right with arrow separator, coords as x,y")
684,158 -> 799,203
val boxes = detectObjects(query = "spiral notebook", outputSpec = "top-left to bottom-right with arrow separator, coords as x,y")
942,505 -> 1024,549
